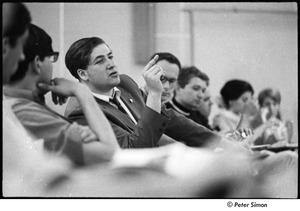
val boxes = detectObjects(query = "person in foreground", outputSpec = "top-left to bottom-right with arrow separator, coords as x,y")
5,23 -> 120,166
2,3 -> 74,197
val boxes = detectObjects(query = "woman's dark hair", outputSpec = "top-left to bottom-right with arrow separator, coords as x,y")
65,37 -> 106,80
220,79 -> 254,108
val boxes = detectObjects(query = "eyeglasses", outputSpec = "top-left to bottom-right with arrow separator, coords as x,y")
47,52 -> 59,63
160,75 -> 177,86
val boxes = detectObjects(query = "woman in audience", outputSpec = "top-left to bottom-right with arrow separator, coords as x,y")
212,79 -> 257,137
250,88 -> 289,145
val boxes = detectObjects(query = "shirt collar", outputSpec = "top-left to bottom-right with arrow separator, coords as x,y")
3,86 -> 45,105
92,87 -> 121,102
167,97 -> 191,116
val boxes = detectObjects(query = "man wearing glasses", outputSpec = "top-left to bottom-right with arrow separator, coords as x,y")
4,24 -> 120,166
141,52 -> 181,103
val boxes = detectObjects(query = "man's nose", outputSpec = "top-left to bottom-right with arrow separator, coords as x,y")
198,91 -> 204,99
163,81 -> 170,89
107,60 -> 116,68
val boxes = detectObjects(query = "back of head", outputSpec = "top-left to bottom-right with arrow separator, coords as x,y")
177,66 -> 209,88
65,37 -> 106,81
150,52 -> 181,70
2,3 -> 31,47
258,88 -> 281,106
220,79 -> 254,108
10,23 -> 54,83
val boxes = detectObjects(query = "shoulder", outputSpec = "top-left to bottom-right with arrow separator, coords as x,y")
119,74 -> 139,89
9,97 -> 45,115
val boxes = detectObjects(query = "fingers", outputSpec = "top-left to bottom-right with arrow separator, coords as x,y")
238,128 -> 253,137
79,127 -> 98,143
149,65 -> 163,76
143,55 -> 159,73
230,128 -> 253,142
52,91 -> 58,105
143,64 -> 163,81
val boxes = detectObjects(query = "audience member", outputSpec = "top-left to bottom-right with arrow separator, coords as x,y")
2,3 -> 71,197
141,52 -> 181,103
250,88 -> 289,145
198,89 -> 213,122
2,2 -> 30,84
4,24 -> 120,166
165,67 -> 252,142
212,79 -> 257,135
165,66 -> 212,129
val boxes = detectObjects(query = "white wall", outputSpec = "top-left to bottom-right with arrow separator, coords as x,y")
189,4 -> 298,142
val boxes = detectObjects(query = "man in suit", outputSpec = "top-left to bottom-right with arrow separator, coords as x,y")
64,37 -> 253,150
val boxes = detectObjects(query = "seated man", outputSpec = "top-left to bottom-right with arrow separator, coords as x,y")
165,66 -> 212,129
141,52 -> 181,103
4,24 -> 120,166
64,37 -> 248,150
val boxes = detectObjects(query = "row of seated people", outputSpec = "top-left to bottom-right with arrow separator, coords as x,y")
3,3 -> 298,198
141,54 -> 294,148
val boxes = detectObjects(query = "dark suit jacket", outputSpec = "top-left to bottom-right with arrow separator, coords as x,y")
65,74 -> 221,149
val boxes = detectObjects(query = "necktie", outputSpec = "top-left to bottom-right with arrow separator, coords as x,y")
110,95 -> 127,115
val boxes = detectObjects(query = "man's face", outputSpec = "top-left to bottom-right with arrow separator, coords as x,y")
176,77 -> 207,110
85,44 -> 120,93
37,56 -> 54,95
2,29 -> 28,84
198,89 -> 213,118
157,60 -> 179,102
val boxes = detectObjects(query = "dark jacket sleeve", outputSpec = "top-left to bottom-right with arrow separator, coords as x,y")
110,106 -> 171,148
162,105 -> 222,148
67,106 -> 172,149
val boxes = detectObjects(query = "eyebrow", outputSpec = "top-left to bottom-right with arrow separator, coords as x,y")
93,51 -> 113,63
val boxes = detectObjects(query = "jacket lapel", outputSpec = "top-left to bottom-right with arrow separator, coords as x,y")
118,89 -> 142,121
94,97 -> 135,131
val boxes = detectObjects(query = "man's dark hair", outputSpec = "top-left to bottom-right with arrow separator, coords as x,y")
3,3 -> 31,47
10,23 -> 54,83
65,37 -> 106,80
177,66 -> 209,89
220,79 -> 254,108
149,52 -> 181,71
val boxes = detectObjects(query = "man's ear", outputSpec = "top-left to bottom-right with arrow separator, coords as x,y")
32,55 -> 42,74
2,37 -> 9,58
77,69 -> 89,81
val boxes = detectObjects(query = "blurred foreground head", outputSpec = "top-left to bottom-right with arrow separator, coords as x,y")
2,3 -> 31,84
